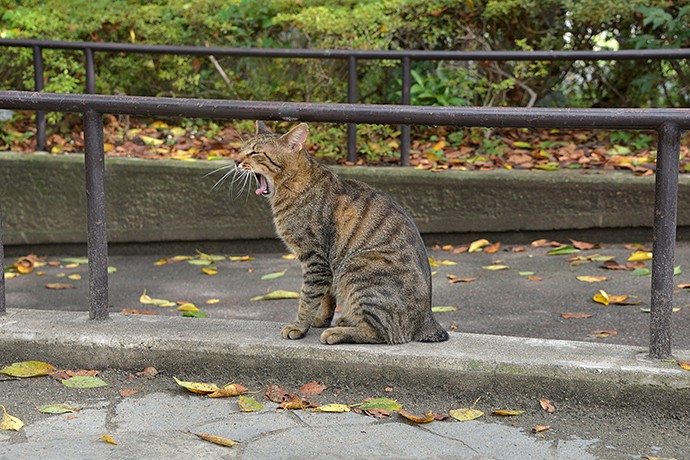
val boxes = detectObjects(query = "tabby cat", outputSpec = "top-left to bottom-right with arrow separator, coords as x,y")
232,121 -> 449,345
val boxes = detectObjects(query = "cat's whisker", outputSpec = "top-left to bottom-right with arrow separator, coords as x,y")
203,162 -> 235,179
210,169 -> 236,192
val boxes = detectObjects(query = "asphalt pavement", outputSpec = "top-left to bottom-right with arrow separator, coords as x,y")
2,237 -> 690,459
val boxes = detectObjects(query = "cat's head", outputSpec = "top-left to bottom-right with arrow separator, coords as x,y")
235,121 -> 309,198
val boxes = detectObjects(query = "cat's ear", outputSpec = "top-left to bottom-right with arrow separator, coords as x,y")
255,120 -> 272,135
281,123 -> 308,153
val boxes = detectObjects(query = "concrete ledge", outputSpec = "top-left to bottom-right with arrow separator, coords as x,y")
3,152 -> 690,245
1,309 -> 688,413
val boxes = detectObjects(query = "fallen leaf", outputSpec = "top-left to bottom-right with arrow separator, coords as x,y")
238,395 -> 264,412
300,381 -> 328,396
37,403 -> 81,414
119,389 -> 138,397
205,299 -> 220,304
194,433 -> 239,448
196,250 -> 226,262
570,239 -> 598,250
527,276 -> 543,281
281,254 -> 297,260
313,404 -> 351,413
677,360 -> 690,371
45,283 -> 75,289
62,376 -> 108,388
228,255 -> 255,262
588,330 -> 618,338
1,361 -> 56,378
432,306 -> 457,312
492,409 -> 524,416
120,309 -> 156,315
561,313 -> 593,319
482,265 -> 509,270
187,259 -> 213,266
173,377 -> 219,394
98,434 -> 117,445
261,270 -> 287,280
356,397 -> 402,412
250,290 -> 300,301
547,245 -> 580,256
201,266 -> 217,275
531,239 -> 560,248
468,239 -> 490,253
177,303 -> 199,312
532,425 -> 552,433
446,275 -> 478,283
182,311 -> 207,318
67,274 -> 82,280
60,257 -> 88,264
0,406 -> 24,431
539,399 -> 556,413
576,276 -> 607,283
279,396 -> 317,410
483,242 -> 501,254
264,384 -> 292,403
628,250 -> 653,261
593,290 -> 610,305
518,271 -> 535,276
208,383 -> 249,398
399,409 -> 435,423
134,367 -> 159,378
449,408 -> 484,422
631,268 -> 651,276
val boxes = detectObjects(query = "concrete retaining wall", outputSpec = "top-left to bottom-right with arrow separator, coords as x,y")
2,152 -> 689,246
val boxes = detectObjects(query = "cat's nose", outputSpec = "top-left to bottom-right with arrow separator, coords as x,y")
234,159 -> 241,167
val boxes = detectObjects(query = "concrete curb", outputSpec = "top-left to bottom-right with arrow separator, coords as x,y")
2,309 -> 688,412
3,152 -> 690,246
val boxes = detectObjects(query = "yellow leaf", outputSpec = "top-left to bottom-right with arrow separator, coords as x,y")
438,260 -> 457,266
281,254 -> 297,260
208,383 -> 249,398
0,406 -> 24,431
399,409 -> 435,423
5,273 -> 19,279
205,299 -> 220,305
177,303 -> 198,312
228,255 -> 255,262
149,120 -> 169,129
482,265 -> 510,271
449,408 -> 484,422
677,360 -> 690,371
139,290 -> 154,304
194,433 -> 239,448
68,274 -> 82,280
98,434 -> 117,445
576,276 -> 608,283
139,135 -> 164,146
432,140 -> 446,151
250,290 -> 300,301
492,409 -> 524,416
313,404 -> 351,413
593,290 -> 610,305
64,263 -> 79,269
469,239 -> 490,253
1,361 -> 56,378
628,251 -> 653,261
201,267 -> 218,275
173,377 -> 219,395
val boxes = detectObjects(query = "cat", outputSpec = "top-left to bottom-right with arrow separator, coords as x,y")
231,121 -> 449,345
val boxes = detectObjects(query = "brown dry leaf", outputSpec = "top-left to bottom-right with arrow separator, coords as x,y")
279,396 -> 317,410
67,369 -> 100,377
119,389 -> 138,397
120,309 -> 157,315
570,239 -> 598,250
600,260 -> 631,271
399,409 -> 435,423
530,239 -> 561,248
208,383 -> 249,398
527,275 -> 543,282
483,242 -> 501,254
264,384 -> 292,403
135,367 -> 159,378
194,433 -> 239,448
539,399 -> 556,413
362,407 -> 391,418
446,275 -> 479,284
300,381 -> 328,396
561,313 -> 593,319
532,425 -> 552,433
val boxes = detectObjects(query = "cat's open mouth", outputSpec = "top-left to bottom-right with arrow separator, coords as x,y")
255,173 -> 271,196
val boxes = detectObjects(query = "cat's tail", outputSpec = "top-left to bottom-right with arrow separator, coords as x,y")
414,313 -> 450,342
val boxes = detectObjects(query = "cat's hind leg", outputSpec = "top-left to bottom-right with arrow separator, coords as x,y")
312,289 -> 336,328
320,322 -> 383,345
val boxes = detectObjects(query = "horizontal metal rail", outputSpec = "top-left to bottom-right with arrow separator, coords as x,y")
0,90 -> 684,360
2,38 -> 689,164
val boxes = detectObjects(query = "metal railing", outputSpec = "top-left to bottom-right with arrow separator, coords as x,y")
2,38 -> 690,164
0,90 -> 687,360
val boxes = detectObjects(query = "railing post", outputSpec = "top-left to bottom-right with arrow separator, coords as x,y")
84,48 -> 96,94
0,204 -> 5,316
400,56 -> 412,166
83,109 -> 109,320
347,56 -> 358,163
650,121 -> 681,359
32,45 -> 46,151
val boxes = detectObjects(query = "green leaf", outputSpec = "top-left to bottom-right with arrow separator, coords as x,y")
61,376 -> 108,388
0,361 -> 56,378
196,250 -> 226,262
450,408 -> 484,422
108,266 -> 117,274
261,270 -> 287,280
182,311 -> 207,318
518,271 -> 535,276
250,290 -> 300,301
432,306 -> 457,313
187,259 -> 212,266
38,403 -> 81,414
631,268 -> 651,276
60,257 -> 88,264
513,141 -> 533,149
238,395 -> 264,412
674,265 -> 682,276
547,245 -> 580,256
355,398 -> 402,412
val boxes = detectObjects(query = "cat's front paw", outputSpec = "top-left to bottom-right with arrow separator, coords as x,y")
281,323 -> 308,340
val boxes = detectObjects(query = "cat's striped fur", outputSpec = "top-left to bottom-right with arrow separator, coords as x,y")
234,121 -> 449,345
